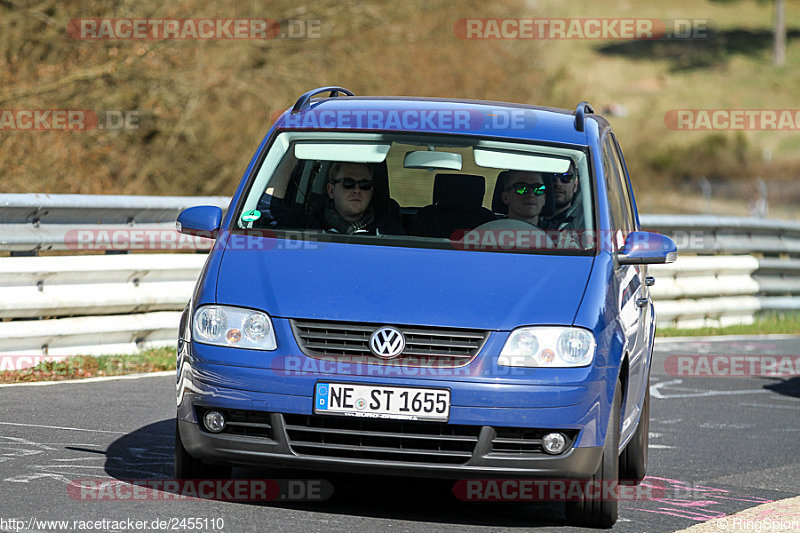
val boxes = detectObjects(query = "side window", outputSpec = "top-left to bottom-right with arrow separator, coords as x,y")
602,136 -> 627,235
609,135 -> 636,231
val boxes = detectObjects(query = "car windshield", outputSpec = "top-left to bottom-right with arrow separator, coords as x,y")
235,132 -> 595,254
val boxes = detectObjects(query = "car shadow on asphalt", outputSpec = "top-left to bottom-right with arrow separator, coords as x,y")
763,376 -> 800,399
103,418 -> 567,529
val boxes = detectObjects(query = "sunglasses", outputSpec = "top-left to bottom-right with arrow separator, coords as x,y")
554,172 -> 576,183
507,182 -> 546,197
332,178 -> 373,190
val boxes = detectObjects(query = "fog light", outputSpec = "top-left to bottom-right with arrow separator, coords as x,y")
542,432 -> 567,455
203,410 -> 226,433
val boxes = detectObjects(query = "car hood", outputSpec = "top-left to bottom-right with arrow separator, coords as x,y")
215,236 -> 594,330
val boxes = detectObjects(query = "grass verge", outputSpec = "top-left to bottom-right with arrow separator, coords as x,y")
657,312 -> 800,337
0,346 -> 176,384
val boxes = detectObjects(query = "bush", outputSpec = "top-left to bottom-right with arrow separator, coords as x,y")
648,132 -> 752,181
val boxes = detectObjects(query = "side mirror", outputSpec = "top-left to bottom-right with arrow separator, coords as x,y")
618,231 -> 677,265
176,206 -> 223,238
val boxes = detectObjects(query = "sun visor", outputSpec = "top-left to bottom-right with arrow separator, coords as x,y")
474,149 -> 572,173
294,143 -> 391,163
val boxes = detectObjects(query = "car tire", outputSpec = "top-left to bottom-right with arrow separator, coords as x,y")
174,419 -> 232,480
619,380 -> 649,484
565,381 -> 621,529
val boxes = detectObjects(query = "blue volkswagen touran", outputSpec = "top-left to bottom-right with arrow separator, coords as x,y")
175,87 -> 676,527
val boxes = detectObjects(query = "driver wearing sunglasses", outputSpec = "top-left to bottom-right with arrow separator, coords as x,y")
321,162 -> 404,235
254,161 -> 405,235
325,162 -> 375,230
500,170 -> 547,226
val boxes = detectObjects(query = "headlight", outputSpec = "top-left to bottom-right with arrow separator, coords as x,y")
498,327 -> 595,367
193,305 -> 277,351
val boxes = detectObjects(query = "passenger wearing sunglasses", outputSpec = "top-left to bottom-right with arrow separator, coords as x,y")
539,167 -> 585,233
500,171 -> 548,226
469,170 -> 553,249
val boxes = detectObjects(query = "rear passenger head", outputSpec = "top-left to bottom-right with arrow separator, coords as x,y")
551,162 -> 579,210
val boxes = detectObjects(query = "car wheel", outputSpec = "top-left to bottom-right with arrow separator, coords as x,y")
619,380 -> 649,484
174,418 -> 232,480
565,381 -> 621,529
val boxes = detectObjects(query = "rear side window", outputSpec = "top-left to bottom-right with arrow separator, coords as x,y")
608,135 -> 636,231
602,134 -> 634,237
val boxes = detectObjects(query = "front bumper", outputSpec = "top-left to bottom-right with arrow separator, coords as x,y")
178,416 -> 603,479
177,352 -> 612,478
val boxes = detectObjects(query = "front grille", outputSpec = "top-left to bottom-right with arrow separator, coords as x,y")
491,428 -> 578,455
196,408 -> 273,440
283,414 -> 481,464
290,319 -> 488,367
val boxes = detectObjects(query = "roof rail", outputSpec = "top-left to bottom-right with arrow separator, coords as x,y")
573,101 -> 594,132
291,86 -> 355,115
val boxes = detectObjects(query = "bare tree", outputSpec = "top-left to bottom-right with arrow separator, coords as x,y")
710,0 -> 787,67
774,0 -> 785,66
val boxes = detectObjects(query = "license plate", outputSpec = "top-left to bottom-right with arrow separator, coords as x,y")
314,383 -> 450,421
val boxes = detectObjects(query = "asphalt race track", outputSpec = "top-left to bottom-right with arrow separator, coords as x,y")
1,335 -> 798,532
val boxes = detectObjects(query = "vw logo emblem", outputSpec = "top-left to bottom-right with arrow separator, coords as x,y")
369,327 -> 405,359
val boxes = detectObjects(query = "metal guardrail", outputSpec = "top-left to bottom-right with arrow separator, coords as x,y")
0,193 -> 230,252
1,195 -> 799,356
641,214 -> 800,327
640,214 -> 800,256
0,312 -> 181,357
648,256 -> 761,329
0,193 -> 231,224
0,254 -> 206,319
0,252 -> 206,357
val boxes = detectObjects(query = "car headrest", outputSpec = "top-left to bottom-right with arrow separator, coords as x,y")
370,160 -> 392,215
433,174 -> 486,209
491,170 -> 556,217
